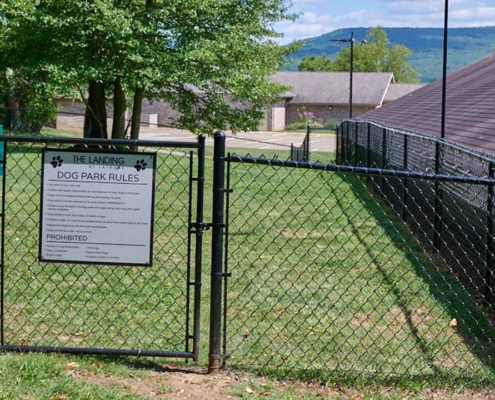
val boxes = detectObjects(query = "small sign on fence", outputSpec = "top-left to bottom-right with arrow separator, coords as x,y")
39,149 -> 156,266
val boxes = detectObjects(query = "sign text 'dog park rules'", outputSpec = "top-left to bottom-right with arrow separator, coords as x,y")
39,150 -> 157,266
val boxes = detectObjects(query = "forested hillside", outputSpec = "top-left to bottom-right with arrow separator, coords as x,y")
286,27 -> 495,82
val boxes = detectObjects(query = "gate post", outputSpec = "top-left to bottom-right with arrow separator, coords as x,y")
208,130 -> 226,373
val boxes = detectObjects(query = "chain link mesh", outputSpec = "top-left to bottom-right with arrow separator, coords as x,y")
225,155 -> 495,383
1,139 -> 202,356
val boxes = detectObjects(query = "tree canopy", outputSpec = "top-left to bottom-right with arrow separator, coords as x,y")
0,0 -> 298,137
298,27 -> 419,83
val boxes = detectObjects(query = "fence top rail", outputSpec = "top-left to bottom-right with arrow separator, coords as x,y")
344,118 -> 495,165
230,154 -> 495,186
0,134 -> 203,149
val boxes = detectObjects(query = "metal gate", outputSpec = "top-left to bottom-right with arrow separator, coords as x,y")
0,135 -> 206,360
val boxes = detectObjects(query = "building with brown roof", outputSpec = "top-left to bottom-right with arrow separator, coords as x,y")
56,71 -> 425,133
265,71 -> 424,131
360,53 -> 495,156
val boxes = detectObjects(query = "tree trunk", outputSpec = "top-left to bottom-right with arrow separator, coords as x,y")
112,76 -> 126,139
130,87 -> 144,141
127,0 -> 153,142
84,79 -> 107,139
83,106 -> 92,138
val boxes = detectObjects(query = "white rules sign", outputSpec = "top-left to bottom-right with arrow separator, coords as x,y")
39,149 -> 157,266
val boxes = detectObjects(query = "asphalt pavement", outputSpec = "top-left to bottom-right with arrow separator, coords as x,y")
139,128 -> 336,152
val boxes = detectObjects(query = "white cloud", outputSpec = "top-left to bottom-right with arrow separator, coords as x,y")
450,6 -> 495,23
276,11 -> 336,43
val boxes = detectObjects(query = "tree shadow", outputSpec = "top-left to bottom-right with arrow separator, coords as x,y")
339,171 -> 495,380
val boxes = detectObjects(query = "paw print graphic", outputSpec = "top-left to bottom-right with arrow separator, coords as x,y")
134,159 -> 147,172
50,156 -> 63,168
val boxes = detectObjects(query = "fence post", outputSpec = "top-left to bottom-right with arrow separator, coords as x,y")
381,128 -> 387,195
208,130 -> 226,373
305,125 -> 310,162
345,121 -> 354,164
354,122 -> 359,166
366,123 -> 371,184
433,142 -> 443,252
484,162 -> 495,305
366,123 -> 371,168
341,121 -> 348,163
402,134 -> 409,222
192,134 -> 206,360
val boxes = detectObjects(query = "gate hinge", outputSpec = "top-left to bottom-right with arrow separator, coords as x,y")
213,188 -> 233,194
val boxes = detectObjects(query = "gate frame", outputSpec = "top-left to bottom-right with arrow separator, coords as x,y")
0,134 -> 206,360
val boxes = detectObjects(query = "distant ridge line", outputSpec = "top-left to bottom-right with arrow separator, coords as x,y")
286,26 -> 495,82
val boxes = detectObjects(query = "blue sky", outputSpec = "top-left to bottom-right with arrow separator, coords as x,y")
277,0 -> 495,43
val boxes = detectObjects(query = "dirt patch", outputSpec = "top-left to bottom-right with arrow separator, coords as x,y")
73,365 -> 248,399
70,362 -> 495,399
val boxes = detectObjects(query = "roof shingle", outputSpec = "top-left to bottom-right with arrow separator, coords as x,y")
271,71 -> 395,106
361,53 -> 495,156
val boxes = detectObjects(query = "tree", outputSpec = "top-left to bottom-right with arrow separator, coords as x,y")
0,0 -> 298,138
299,27 -> 420,83
297,54 -> 334,72
0,0 -> 57,133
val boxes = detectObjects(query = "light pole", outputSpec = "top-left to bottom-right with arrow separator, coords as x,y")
332,32 -> 356,119
441,0 -> 448,139
434,0 -> 449,257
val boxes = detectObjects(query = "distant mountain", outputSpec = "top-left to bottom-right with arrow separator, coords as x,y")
285,27 -> 495,83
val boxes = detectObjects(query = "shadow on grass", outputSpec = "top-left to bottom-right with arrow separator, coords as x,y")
341,172 -> 495,385
76,354 -> 208,375
240,365 -> 490,390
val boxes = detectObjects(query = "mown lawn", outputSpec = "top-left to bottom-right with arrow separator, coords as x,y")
225,158 -> 495,386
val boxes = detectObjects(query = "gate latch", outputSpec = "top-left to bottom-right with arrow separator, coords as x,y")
189,222 -> 211,232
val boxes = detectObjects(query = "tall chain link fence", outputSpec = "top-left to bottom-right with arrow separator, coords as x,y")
2,108 -> 495,386
339,120 -> 495,306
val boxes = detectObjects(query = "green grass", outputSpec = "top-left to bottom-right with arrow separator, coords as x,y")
225,164 -> 495,387
0,135 -> 495,397
0,353 -> 147,399
42,126 -> 85,138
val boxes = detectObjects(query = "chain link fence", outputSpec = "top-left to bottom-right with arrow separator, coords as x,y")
289,127 -> 337,163
2,109 -> 495,386
224,155 -> 495,384
306,127 -> 337,164
339,120 -> 495,306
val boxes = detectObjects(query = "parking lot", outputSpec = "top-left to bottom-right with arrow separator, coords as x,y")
139,128 -> 336,152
